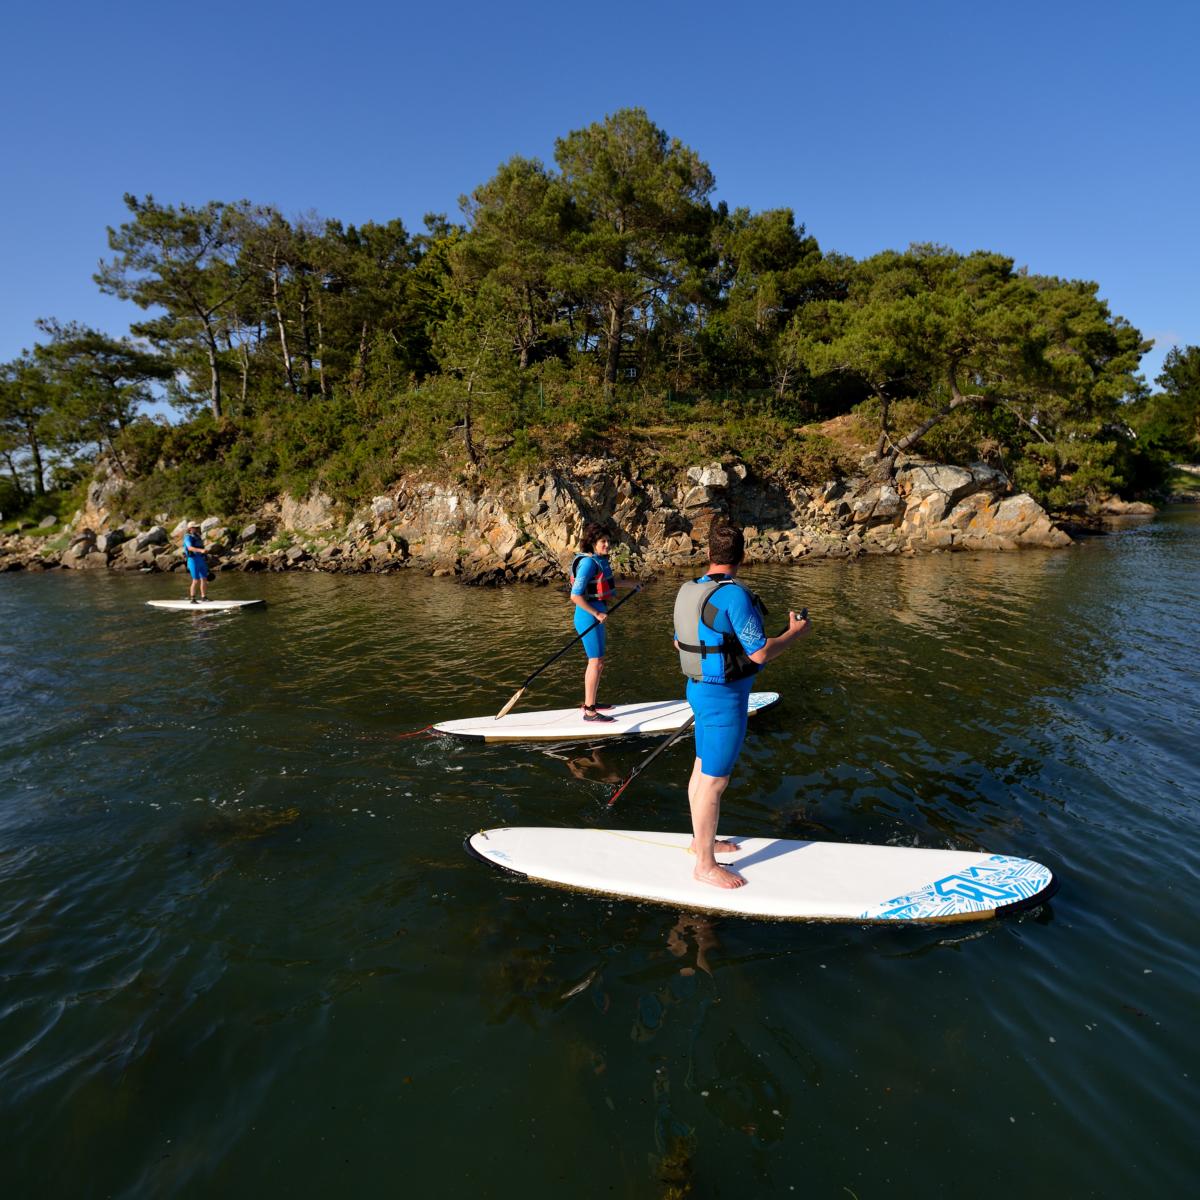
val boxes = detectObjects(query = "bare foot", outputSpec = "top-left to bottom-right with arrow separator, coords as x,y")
689,840 -> 740,856
694,865 -> 746,889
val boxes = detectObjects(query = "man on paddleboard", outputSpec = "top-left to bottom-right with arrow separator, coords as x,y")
570,521 -> 632,722
674,522 -> 809,888
182,521 -> 212,603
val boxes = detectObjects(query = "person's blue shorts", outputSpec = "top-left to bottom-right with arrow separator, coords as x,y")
687,676 -> 753,777
574,604 -> 607,659
187,557 -> 210,581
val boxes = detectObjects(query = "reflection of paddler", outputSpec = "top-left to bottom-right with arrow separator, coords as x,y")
673,521 -> 810,890
569,521 -> 635,723
182,520 -> 212,604
563,748 -> 623,784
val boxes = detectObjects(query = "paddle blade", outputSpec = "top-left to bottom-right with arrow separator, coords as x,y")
606,779 -> 632,808
495,688 -> 525,720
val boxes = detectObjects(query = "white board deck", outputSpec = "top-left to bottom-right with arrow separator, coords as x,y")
435,691 -> 779,743
145,599 -> 265,611
466,827 -> 1057,923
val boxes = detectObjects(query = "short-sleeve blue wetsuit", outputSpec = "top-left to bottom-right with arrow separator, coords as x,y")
680,575 -> 767,777
184,533 -> 209,580
571,553 -> 614,659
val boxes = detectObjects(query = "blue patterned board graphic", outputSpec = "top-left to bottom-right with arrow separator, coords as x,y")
860,855 -> 1053,920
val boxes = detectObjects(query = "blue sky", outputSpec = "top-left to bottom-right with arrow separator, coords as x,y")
3,0 -> 1196,385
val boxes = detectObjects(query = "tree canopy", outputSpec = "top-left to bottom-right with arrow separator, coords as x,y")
0,107 -> 1174,522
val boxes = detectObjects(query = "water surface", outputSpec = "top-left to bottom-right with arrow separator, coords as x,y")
1,512 -> 1197,1196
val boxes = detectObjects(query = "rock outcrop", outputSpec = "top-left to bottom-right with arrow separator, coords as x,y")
0,454 -> 1080,581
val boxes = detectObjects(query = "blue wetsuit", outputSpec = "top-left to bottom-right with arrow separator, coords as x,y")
571,553 -> 614,659
679,576 -> 767,777
184,533 -> 210,580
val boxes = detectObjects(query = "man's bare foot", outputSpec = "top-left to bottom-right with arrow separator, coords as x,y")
688,839 -> 739,856
694,865 -> 746,889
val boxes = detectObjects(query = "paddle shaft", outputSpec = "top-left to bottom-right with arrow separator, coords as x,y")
607,713 -> 695,808
495,584 -> 642,718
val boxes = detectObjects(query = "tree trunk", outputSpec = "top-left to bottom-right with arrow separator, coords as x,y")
875,370 -> 983,479
270,262 -> 297,395
874,390 -> 891,458
203,329 -> 222,420
298,282 -> 315,396
603,299 -> 624,396
2,449 -> 25,500
24,421 -> 46,496
356,320 -> 370,386
315,295 -> 329,397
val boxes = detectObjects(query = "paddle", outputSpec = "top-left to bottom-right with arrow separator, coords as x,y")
495,584 -> 643,719
606,607 -> 808,807
606,713 -> 694,808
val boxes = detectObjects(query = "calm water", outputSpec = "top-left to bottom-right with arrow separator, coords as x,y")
1,512 -> 1197,1198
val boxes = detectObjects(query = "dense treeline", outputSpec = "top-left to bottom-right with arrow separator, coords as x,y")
1,108 -> 1196,522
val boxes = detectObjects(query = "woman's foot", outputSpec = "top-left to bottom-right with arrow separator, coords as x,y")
582,705 -> 616,723
694,864 -> 746,889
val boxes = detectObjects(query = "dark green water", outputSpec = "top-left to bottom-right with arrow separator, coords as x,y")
2,511 -> 1197,1198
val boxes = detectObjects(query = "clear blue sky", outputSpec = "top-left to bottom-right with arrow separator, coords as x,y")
3,0 -> 1196,385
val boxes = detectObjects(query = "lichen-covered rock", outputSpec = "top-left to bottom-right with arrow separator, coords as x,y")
280,488 -> 335,531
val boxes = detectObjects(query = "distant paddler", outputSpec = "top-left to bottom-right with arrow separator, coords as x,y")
569,521 -> 637,723
182,520 -> 213,603
674,521 -> 810,888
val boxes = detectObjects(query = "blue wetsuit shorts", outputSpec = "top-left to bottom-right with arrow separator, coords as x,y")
187,556 -> 210,581
574,602 -> 607,659
687,676 -> 753,777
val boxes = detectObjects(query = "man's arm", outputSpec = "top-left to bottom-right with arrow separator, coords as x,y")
748,610 -> 810,665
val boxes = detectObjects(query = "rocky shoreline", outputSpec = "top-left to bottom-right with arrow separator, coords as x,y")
0,455 -> 1169,582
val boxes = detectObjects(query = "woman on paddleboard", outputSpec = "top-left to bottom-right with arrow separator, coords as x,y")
569,522 -> 630,723
182,521 -> 212,603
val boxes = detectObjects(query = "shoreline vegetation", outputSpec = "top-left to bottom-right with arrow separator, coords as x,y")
2,109 -> 1198,578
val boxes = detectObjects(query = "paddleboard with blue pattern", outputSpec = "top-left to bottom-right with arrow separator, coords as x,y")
466,827 -> 1057,923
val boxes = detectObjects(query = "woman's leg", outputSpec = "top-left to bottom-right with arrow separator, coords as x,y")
583,656 -> 604,707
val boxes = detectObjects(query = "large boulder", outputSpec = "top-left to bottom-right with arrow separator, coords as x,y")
954,493 -> 1072,549
61,539 -> 107,570
135,526 -> 168,551
280,488 -> 336,531
686,462 -> 729,489
1097,497 -> 1155,515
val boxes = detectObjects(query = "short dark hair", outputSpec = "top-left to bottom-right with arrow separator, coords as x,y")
708,521 -> 745,566
580,521 -> 611,552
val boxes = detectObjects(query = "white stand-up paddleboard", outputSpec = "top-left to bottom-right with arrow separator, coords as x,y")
145,599 -> 265,611
435,691 -> 779,743
466,827 -> 1057,923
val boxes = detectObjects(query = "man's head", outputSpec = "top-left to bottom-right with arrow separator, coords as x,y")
708,521 -> 745,568
187,521 -> 200,531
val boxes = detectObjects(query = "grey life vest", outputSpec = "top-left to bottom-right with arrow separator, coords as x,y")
674,575 -> 766,683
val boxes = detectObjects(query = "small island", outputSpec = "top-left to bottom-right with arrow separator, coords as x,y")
2,109 -> 1197,577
